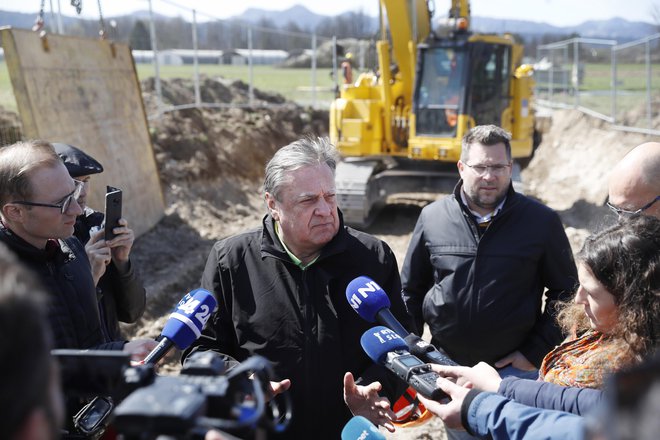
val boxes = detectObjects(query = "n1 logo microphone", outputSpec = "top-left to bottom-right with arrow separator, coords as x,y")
143,288 -> 218,365
360,326 -> 447,401
345,276 -> 409,338
346,276 -> 458,367
341,415 -> 385,440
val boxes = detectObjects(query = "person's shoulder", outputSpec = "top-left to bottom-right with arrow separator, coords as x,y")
418,195 -> 456,219
512,192 -> 560,218
344,226 -> 392,252
211,226 -> 263,256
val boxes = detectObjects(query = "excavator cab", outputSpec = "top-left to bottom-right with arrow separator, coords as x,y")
413,40 -> 513,136
409,36 -> 523,162
330,1 -> 536,227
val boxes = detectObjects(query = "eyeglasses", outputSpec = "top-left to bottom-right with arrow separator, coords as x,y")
463,162 -> 512,176
606,195 -> 660,217
11,180 -> 84,214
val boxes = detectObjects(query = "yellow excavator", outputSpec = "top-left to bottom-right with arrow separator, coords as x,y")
330,0 -> 536,226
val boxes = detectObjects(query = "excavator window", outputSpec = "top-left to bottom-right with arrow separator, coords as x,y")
414,47 -> 467,136
468,43 -> 511,126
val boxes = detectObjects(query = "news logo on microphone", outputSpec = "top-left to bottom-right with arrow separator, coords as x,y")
346,276 -> 391,322
143,288 -> 218,365
165,288 -> 218,349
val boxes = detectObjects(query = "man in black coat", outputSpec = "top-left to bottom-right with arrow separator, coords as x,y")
0,140 -> 155,356
53,143 -> 146,341
184,137 -> 411,439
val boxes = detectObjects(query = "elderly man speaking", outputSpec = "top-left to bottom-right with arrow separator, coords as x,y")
183,137 -> 410,439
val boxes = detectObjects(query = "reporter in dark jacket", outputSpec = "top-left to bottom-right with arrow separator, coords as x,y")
0,140 -> 155,357
54,143 -> 146,341
402,125 -> 577,370
184,137 -> 411,439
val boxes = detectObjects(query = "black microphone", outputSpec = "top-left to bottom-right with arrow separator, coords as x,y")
142,288 -> 218,365
404,334 -> 458,366
346,276 -> 458,366
361,326 -> 448,401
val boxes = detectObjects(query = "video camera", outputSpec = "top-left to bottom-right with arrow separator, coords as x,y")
55,349 -> 292,439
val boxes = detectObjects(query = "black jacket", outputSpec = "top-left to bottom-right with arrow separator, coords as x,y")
401,182 -> 577,367
183,213 -> 410,439
0,225 -> 124,350
74,207 -> 146,340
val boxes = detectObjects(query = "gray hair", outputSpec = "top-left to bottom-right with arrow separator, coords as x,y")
263,136 -> 340,200
461,125 -> 512,162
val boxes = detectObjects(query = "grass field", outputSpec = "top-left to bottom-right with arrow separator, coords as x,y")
0,61 -> 339,113
1,60 -> 657,119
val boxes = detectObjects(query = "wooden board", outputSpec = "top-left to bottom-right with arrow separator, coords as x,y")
1,27 -> 164,237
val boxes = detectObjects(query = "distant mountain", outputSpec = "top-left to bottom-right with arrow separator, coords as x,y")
470,15 -> 657,41
0,6 -> 656,43
236,5 -> 326,31
0,9 -> 80,30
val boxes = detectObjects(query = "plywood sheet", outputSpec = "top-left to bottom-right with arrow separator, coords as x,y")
1,27 -> 164,237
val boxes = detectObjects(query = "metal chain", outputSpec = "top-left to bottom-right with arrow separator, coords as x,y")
71,0 -> 82,14
96,0 -> 106,39
32,0 -> 46,31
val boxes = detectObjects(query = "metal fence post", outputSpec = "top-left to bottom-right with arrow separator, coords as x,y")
311,33 -> 317,108
332,36 -> 338,95
645,39 -> 652,130
192,9 -> 201,108
248,26 -> 254,106
549,47 -> 554,102
147,0 -> 162,119
573,39 -> 579,107
612,46 -> 617,124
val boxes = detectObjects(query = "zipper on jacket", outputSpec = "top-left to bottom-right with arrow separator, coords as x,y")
300,268 -> 316,425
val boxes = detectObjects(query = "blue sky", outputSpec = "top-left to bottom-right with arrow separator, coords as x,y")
1,0 -> 658,26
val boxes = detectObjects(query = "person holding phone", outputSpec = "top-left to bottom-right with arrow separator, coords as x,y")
53,143 -> 146,342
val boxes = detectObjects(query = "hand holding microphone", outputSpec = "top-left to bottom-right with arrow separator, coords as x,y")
346,276 -> 458,367
142,288 -> 218,365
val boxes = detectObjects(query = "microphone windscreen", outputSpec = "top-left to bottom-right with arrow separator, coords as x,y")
161,288 -> 218,350
341,415 -> 386,440
346,276 -> 391,322
360,326 -> 408,364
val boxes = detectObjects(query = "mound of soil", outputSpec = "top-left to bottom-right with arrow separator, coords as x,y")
522,108 -> 654,253
123,77 -> 330,371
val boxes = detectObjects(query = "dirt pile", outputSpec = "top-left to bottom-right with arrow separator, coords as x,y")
125,77 -> 330,361
522,108 -> 655,253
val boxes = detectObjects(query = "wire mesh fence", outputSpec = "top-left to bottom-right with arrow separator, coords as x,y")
536,34 -> 660,135
1,1 -> 658,141
137,0 -> 372,120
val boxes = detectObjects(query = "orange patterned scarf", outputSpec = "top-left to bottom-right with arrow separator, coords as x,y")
540,330 -> 629,389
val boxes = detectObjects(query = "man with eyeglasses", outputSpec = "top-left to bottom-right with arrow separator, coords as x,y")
607,141 -> 659,219
54,143 -> 146,343
401,125 -> 577,438
0,140 -> 155,357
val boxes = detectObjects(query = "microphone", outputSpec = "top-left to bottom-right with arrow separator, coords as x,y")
346,276 -> 409,338
341,416 -> 385,440
360,326 -> 448,401
404,334 -> 458,367
142,288 -> 218,365
346,276 -> 458,366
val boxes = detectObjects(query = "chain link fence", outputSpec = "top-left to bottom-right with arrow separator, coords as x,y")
535,34 -> 660,135
138,0 -> 380,120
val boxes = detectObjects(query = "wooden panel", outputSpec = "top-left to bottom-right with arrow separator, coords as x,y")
1,27 -> 164,237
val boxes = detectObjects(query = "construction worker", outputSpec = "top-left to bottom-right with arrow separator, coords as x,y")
341,52 -> 354,85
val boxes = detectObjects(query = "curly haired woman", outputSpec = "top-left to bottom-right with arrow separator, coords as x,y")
540,215 -> 660,388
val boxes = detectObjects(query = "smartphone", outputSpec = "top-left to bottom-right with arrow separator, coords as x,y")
73,396 -> 114,435
104,186 -> 122,242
